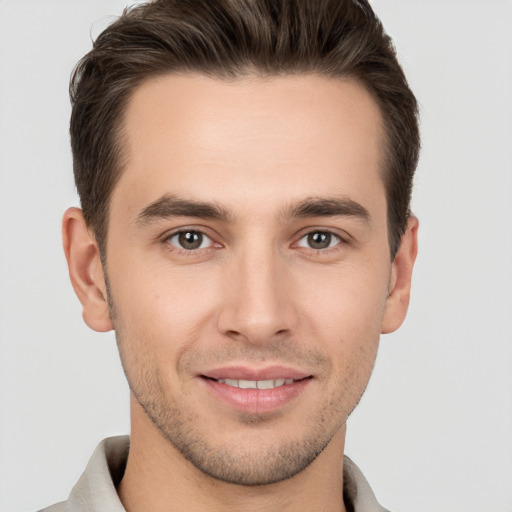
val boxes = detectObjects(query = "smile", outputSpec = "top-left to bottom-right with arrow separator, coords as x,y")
200,371 -> 313,414
216,378 -> 295,389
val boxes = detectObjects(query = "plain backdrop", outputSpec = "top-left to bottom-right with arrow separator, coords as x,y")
1,1 -> 511,511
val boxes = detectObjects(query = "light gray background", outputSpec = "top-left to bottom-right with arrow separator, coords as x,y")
1,1 -> 511,511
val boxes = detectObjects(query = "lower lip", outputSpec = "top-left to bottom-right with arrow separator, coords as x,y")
201,378 -> 312,414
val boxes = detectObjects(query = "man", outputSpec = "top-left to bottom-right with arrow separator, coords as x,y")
41,0 -> 419,510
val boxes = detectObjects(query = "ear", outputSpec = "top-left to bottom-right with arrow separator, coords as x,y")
62,207 -> 113,332
381,216 -> 419,334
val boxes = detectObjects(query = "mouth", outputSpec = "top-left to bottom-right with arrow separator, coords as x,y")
202,376 -> 308,389
199,368 -> 313,414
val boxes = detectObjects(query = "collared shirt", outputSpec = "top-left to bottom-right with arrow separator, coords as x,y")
39,436 -> 390,512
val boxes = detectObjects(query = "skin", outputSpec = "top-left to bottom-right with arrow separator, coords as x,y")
63,74 -> 418,512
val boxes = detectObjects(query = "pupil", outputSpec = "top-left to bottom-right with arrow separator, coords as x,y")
179,231 -> 202,249
308,232 -> 331,249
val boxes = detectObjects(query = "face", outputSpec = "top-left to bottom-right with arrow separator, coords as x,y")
76,74 -> 414,485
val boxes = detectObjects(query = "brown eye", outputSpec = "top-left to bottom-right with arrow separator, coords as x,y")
297,231 -> 340,250
168,230 -> 210,250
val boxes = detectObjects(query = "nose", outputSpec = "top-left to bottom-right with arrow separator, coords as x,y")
216,243 -> 297,346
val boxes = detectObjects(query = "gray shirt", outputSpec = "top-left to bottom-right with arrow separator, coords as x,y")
39,436 -> 390,512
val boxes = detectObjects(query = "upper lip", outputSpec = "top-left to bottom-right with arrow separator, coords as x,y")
200,365 -> 312,381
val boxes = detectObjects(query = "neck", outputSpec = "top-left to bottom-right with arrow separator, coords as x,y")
118,397 -> 348,512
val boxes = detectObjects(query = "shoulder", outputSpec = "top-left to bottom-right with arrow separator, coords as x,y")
37,502 -> 66,512
36,436 -> 130,512
343,456 -> 391,512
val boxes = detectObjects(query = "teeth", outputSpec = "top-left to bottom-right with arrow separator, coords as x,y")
258,379 -> 279,389
217,378 -> 295,389
239,379 -> 257,389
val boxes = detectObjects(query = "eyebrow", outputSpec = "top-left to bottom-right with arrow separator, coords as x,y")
136,195 -> 233,226
283,197 -> 370,222
135,194 -> 370,226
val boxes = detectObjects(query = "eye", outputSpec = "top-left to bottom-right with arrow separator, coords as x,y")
296,231 -> 342,250
167,230 -> 213,251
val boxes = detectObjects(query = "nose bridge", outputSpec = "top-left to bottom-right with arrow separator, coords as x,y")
218,235 -> 294,344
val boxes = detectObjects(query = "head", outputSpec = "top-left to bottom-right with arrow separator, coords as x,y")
70,0 -> 419,262
64,0 -> 419,489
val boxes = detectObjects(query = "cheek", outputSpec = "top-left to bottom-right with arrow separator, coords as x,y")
108,257 -> 222,358
295,259 -> 390,342
305,265 -> 387,406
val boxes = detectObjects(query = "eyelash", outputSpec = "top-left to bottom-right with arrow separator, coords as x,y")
295,230 -> 344,251
165,229 -> 218,254
163,228 -> 348,254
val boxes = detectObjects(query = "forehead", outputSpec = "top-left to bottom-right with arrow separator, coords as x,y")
113,73 -> 386,218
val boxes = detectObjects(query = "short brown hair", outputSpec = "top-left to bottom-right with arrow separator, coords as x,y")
70,0 -> 420,258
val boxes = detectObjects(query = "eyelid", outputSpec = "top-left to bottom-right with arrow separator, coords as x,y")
296,231 -> 341,248
292,227 -> 351,252
162,226 -> 222,251
168,231 -> 213,250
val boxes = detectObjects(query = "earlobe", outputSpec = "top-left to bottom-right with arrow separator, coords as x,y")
62,207 -> 113,332
381,216 -> 419,334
